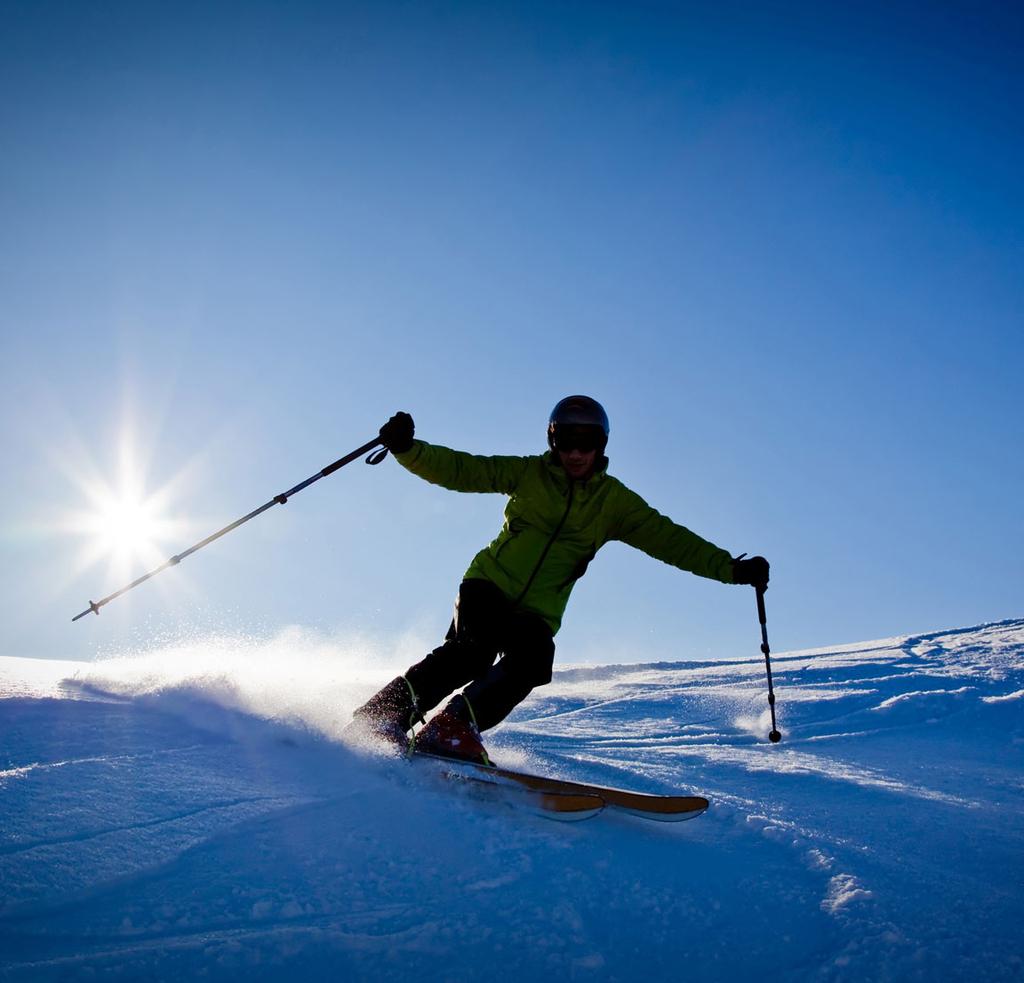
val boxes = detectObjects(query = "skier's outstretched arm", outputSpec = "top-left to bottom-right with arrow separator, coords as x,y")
613,488 -> 768,588
614,490 -> 732,583
379,411 -> 529,495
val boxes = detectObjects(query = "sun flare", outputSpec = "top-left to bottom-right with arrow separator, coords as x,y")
85,490 -> 168,564
61,428 -> 191,589
66,475 -> 183,582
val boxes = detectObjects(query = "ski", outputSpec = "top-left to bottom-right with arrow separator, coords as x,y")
415,753 -> 605,821
413,750 -> 708,823
454,775 -> 606,822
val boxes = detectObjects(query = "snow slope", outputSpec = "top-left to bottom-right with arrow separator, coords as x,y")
2,620 -> 1022,981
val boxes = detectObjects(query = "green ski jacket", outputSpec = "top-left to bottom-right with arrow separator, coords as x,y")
393,440 -> 736,635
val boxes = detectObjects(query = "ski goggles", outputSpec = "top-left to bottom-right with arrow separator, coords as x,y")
550,426 -> 604,453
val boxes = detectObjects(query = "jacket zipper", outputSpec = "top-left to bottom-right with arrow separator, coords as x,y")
514,480 -> 575,607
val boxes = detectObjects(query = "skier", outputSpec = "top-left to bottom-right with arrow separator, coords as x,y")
352,396 -> 769,764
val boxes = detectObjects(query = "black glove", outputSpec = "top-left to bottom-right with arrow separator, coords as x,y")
732,554 -> 770,591
379,411 -> 415,454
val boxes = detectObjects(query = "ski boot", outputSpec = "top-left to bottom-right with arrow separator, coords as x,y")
415,695 -> 491,766
347,676 -> 419,752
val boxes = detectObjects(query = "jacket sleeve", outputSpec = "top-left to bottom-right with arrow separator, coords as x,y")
612,487 -> 735,584
392,440 -> 531,494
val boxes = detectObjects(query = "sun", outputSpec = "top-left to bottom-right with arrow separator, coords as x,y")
84,487 -> 169,568
61,428 -> 190,591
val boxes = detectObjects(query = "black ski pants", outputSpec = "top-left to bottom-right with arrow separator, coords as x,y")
404,579 -> 555,732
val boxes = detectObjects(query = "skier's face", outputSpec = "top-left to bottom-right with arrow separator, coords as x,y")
558,447 -> 598,481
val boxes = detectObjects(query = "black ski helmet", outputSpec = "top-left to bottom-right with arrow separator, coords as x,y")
547,395 -> 610,451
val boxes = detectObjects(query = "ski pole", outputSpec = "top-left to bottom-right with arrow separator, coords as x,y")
756,586 -> 782,743
72,436 -> 389,621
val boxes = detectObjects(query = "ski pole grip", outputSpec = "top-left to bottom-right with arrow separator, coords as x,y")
756,586 -> 767,627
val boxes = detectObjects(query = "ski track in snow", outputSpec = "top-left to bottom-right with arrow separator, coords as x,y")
1,619 -> 1022,981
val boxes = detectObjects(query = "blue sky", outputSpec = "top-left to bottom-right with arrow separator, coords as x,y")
2,0 -> 1021,665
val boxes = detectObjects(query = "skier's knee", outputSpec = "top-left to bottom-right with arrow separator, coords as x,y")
505,636 -> 555,688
